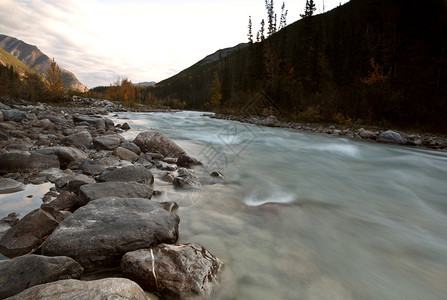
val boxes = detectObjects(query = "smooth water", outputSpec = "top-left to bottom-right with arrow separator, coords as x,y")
112,111 -> 447,300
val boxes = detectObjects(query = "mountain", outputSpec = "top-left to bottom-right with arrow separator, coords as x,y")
0,34 -> 88,93
134,81 -> 156,86
151,0 -> 447,133
0,47 -> 36,77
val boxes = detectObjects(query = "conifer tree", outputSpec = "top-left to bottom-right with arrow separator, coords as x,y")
248,16 -> 253,43
279,2 -> 288,30
260,19 -> 265,41
300,0 -> 316,18
265,0 -> 276,37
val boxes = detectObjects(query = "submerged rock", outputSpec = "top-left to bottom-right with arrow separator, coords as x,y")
121,243 -> 223,299
133,131 -> 186,158
0,254 -> 83,299
5,278 -> 148,300
42,197 -> 180,271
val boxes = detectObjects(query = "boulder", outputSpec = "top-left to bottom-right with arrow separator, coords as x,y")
0,111 -> 3,122
33,119 -> 55,129
0,255 -> 83,299
113,147 -> 139,162
1,109 -> 26,122
0,208 -> 60,258
78,182 -> 154,205
0,152 -> 59,174
121,122 -> 131,130
73,115 -> 113,129
378,130 -> 408,145
79,160 -> 106,176
257,115 -> 280,127
0,178 -> 25,194
42,197 -> 180,271
93,135 -> 122,150
121,243 -> 223,299
121,141 -> 141,155
133,131 -> 186,158
36,147 -> 88,168
62,131 -> 92,148
4,278 -> 148,300
174,168 -> 201,190
177,154 -> 201,168
41,191 -> 81,212
98,165 -> 154,185
359,129 -> 377,139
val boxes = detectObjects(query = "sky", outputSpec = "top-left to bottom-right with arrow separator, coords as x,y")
0,0 -> 348,88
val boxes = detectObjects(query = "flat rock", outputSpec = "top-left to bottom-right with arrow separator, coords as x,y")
0,254 -> 83,299
79,160 -> 106,175
98,165 -> 154,185
42,197 -> 180,271
36,147 -> 87,168
62,131 -> 92,148
113,146 -> 139,161
78,182 -> 154,205
0,208 -> 60,258
378,130 -> 408,145
133,131 -> 186,158
93,135 -> 122,150
120,141 -> 141,155
4,278 -> 148,300
121,243 -> 223,299
73,115 -> 113,129
1,109 -> 26,122
0,178 -> 25,194
0,152 -> 59,174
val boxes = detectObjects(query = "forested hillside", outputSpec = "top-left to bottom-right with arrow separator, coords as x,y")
150,0 -> 447,132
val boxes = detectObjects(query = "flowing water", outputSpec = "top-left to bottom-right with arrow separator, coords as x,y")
112,111 -> 447,300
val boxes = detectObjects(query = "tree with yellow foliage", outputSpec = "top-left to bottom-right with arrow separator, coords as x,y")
46,58 -> 65,99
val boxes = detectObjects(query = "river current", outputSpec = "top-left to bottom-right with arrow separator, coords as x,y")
2,110 -> 447,299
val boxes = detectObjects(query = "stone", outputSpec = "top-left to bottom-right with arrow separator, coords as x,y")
121,243 -> 223,299
113,146 -> 139,161
93,135 -> 122,150
121,141 -> 141,155
72,115 -> 112,129
257,115 -> 280,127
42,197 -> 180,271
174,168 -> 201,190
36,147 -> 88,168
378,130 -> 408,145
0,152 -> 59,174
0,255 -> 83,299
4,278 -> 148,300
33,119 -> 55,129
0,213 -> 20,226
41,191 -> 81,212
0,178 -> 25,194
177,154 -> 201,168
79,160 -> 106,175
133,131 -> 186,158
359,130 -> 377,139
1,109 -> 26,122
78,182 -> 154,205
62,131 -> 92,148
121,122 -> 131,130
4,142 -> 32,152
98,165 -> 154,185
0,111 -> 3,122
0,208 -> 60,258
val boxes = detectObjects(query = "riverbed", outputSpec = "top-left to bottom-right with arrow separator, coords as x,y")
108,111 -> 447,300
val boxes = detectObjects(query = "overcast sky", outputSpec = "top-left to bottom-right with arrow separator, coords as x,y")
0,0 -> 347,88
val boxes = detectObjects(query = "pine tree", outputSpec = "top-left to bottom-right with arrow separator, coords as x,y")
248,16 -> 253,43
260,19 -> 265,41
300,0 -> 316,18
279,2 -> 288,30
265,0 -> 276,37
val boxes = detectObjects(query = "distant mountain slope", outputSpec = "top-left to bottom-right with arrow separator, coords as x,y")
0,34 -> 88,92
151,0 -> 447,132
0,47 -> 36,77
134,81 -> 156,86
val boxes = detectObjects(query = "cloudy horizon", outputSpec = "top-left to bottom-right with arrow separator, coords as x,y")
0,0 -> 347,88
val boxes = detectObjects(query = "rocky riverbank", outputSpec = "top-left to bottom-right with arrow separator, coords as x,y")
0,97 -> 224,299
209,114 -> 447,151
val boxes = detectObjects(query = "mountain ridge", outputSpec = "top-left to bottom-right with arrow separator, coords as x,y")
0,34 -> 88,93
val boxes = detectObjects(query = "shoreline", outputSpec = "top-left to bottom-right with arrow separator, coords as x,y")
208,113 -> 447,152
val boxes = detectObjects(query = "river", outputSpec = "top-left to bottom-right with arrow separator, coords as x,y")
3,110 -> 447,299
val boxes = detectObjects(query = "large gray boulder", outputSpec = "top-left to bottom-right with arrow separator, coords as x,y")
4,278 -> 148,300
1,109 -> 26,122
0,152 -> 59,173
98,165 -> 154,185
78,182 -> 154,205
378,130 -> 408,145
42,197 -> 180,271
121,243 -> 223,299
133,131 -> 186,158
0,255 -> 83,299
0,208 -> 61,258
0,178 -> 25,194
257,115 -> 280,127
62,131 -> 92,148
36,147 -> 87,167
93,135 -> 122,150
